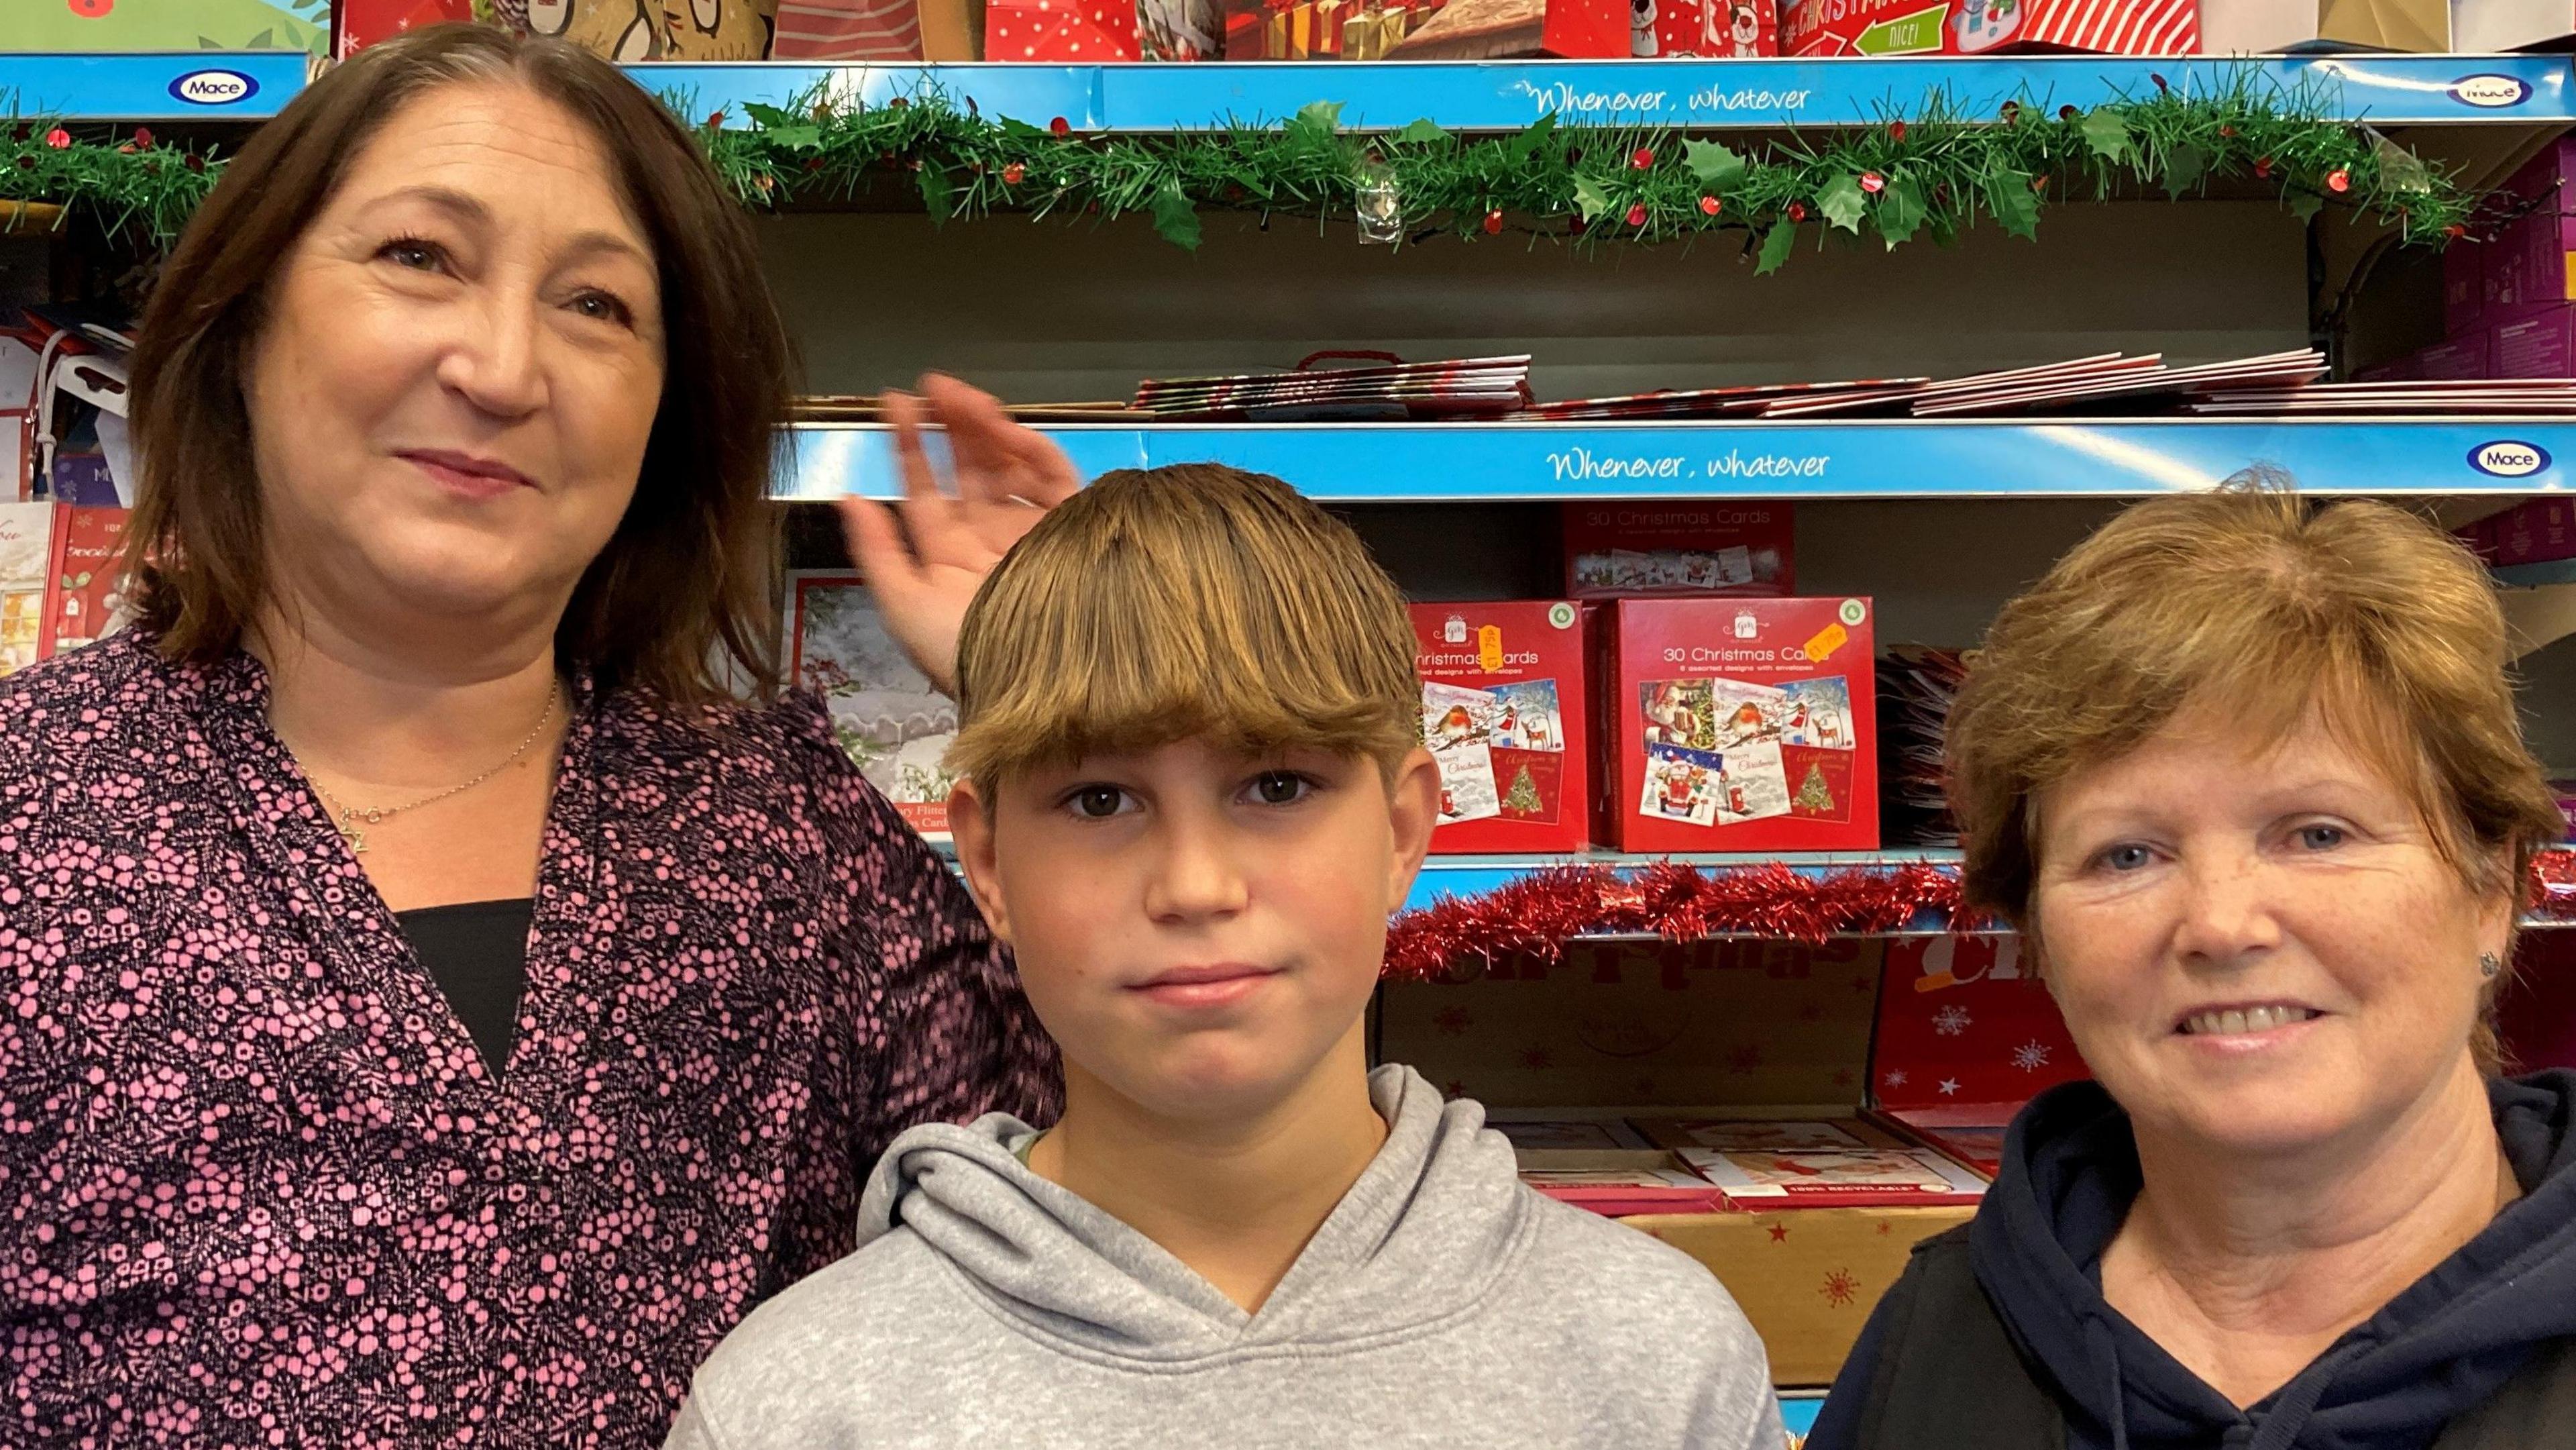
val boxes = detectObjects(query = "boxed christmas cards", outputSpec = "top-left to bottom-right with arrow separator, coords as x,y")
1411,601 -> 1592,853
786,571 -> 959,841
1603,597 -> 1879,853
1633,1115 -> 1987,1206
1563,502 -> 1793,599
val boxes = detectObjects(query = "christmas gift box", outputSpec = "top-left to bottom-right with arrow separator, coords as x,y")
347,0 -> 782,61
337,0 -> 475,56
1782,0 -> 2195,54
0,503 -> 49,678
773,0 -> 992,53
24,0 -> 330,55
989,0 -> 1146,58
1411,601 -> 1592,854
1363,0 -> 1628,58
786,571 -> 959,841
1599,597 -> 1879,854
1632,0 -> 1781,55
1872,934 -> 2084,1117
1564,502 -> 1793,600
2490,308 -> 2576,379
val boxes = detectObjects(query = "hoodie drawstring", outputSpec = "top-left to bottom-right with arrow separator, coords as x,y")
2085,1316 -> 2132,1450
2245,1341 -> 2368,1450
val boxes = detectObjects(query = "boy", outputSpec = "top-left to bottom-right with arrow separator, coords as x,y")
666,465 -> 1783,1449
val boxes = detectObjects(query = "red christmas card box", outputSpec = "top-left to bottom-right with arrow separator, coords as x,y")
1600,597 -> 1879,853
1635,0 -> 1780,54
1632,1115 -> 1986,1206
1782,0 -> 2195,54
1412,601 -> 1592,853
1564,501 -> 1792,599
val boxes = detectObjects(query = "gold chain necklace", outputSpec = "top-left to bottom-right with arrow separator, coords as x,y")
305,679 -> 561,855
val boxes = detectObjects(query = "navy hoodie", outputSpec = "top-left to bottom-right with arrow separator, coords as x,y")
1813,1070 -> 2576,1450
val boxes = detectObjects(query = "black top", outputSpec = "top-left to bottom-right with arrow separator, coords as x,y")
394,897 -> 534,1078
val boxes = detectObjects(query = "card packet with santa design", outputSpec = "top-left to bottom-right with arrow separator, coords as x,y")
1603,597 -> 1878,852
1411,601 -> 1592,853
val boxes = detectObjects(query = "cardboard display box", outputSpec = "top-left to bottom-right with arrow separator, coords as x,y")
1599,597 -> 1880,853
2201,0 -> 2573,55
0,502 -> 131,677
1627,1204 -> 1976,1386
1411,601 -> 1593,853
1379,938 -> 1991,1387
1783,0 -> 2194,55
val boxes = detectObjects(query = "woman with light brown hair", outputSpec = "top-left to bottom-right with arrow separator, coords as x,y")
0,23 -> 1077,1448
1810,488 -> 2576,1450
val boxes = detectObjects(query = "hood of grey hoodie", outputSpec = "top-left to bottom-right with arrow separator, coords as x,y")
853,1064 -> 1532,1365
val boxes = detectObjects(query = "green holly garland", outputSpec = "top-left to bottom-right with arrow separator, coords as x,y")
5,68 -> 2477,270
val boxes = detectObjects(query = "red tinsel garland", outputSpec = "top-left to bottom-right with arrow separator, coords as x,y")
1383,847 -> 2576,982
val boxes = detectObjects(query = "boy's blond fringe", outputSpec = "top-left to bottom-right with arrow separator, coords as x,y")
949,464 -> 1420,788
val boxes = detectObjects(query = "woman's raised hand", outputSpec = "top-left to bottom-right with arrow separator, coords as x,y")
838,374 -> 1083,696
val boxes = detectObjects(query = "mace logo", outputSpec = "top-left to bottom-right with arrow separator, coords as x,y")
169,70 -> 258,107
2469,440 -> 2551,478
2449,74 -> 2532,109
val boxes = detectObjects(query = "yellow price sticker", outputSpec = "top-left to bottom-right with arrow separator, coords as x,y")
1477,624 -> 1505,672
1802,623 -> 1849,663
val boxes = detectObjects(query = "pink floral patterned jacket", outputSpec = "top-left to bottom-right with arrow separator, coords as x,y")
0,631 -> 1061,1448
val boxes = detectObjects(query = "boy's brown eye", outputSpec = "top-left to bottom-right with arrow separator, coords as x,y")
1073,786 -> 1126,818
1251,772 -> 1308,805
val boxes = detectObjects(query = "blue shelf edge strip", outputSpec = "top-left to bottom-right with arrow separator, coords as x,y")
8,53 -> 2572,129
782,420 -> 2576,503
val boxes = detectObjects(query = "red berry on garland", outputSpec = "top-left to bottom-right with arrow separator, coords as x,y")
1002,162 -> 1026,185
2032,174 -> 2048,193
706,111 -> 725,130
2326,168 -> 2351,193
11,158 -> 30,172
804,156 -> 824,172
1699,195 -> 1722,216
1626,203 -> 1649,227
1050,116 -> 1071,136
132,126 -> 152,147
2218,123 -> 2236,138
1888,121 -> 1908,142
185,154 -> 205,172
1483,209 -> 1504,234
1860,172 -> 1884,194
1630,146 -> 1654,170
2151,72 -> 2169,92
69,0 -> 113,15
45,128 -> 70,149
2447,223 -> 2467,238
754,173 -> 774,195
2254,156 -> 2273,178
1568,215 -> 1589,235
890,97 -> 909,109
117,143 -> 134,155
2058,104 -> 2078,121
1788,201 -> 1807,222
1999,101 -> 2019,123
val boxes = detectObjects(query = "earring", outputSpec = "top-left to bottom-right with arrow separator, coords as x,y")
2480,952 -> 2504,979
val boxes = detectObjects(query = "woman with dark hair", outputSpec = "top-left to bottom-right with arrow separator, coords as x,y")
0,25 -> 1071,1447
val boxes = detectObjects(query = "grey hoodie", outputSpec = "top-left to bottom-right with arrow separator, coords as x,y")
667,1064 -> 1784,1450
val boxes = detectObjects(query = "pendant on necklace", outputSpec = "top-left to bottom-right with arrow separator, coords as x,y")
335,810 -> 368,855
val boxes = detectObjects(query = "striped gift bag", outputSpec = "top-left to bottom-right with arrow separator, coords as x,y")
771,0 -> 922,56
2023,0 -> 2196,52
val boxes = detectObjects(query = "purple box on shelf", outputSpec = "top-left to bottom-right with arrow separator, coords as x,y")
2416,336 -> 2490,380
2493,307 -> 2576,379
2447,239 -> 2487,336
2491,139 -> 2576,323
2461,497 -> 2576,568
